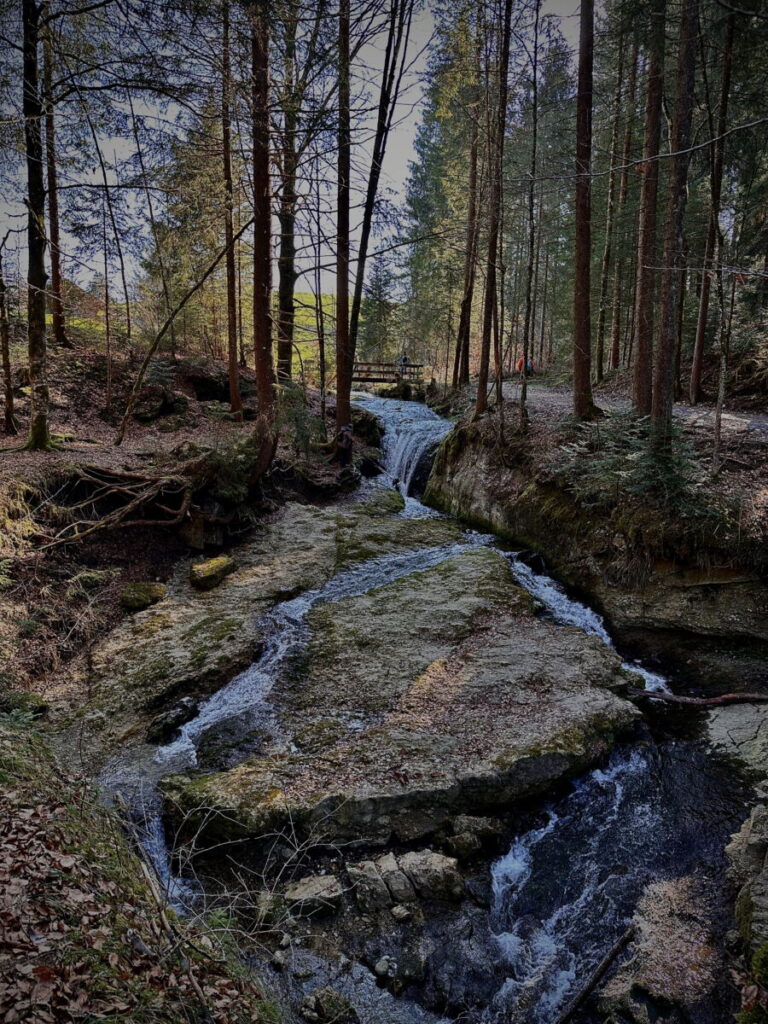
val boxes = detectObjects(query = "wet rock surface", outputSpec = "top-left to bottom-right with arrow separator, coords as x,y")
424,422 -> 768,656
599,876 -> 725,1024
161,547 -> 636,848
77,496 -> 462,764
728,801 -> 768,951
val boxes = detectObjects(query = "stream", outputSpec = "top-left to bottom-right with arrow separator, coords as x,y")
107,394 -> 751,1024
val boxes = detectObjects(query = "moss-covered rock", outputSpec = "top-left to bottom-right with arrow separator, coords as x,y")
189,556 -> 236,591
425,420 -> 768,647
161,548 -> 636,849
121,581 -> 168,611
79,502 -> 476,767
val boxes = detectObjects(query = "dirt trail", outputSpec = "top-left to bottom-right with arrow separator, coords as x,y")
501,380 -> 768,438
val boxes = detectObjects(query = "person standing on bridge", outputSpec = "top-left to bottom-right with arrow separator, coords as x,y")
398,352 -> 410,375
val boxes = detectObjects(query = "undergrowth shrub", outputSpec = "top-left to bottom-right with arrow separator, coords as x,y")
548,411 -> 727,522
277,382 -> 325,462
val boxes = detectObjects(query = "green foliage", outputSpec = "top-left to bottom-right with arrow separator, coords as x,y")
277,382 -> 325,462
753,944 -> 768,987
146,358 -> 176,388
0,558 -> 13,592
736,1010 -> 768,1024
547,412 -> 720,518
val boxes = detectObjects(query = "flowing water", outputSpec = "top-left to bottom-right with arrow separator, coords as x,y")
107,393 -> 749,1021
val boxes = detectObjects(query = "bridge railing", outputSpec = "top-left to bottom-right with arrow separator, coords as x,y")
352,361 -> 424,383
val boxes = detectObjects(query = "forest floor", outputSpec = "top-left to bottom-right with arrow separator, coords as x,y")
501,377 -> 768,437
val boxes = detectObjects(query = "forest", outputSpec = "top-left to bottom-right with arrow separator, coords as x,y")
1,1 -> 768,1023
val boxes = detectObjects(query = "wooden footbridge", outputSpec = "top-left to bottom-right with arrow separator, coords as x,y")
351,361 -> 424,384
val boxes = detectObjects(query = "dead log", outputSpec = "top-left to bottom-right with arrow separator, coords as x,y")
627,688 -> 768,707
553,926 -> 634,1024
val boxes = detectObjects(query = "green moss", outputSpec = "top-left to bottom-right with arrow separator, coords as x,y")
127,653 -> 173,692
753,944 -> 768,986
736,1011 -> 768,1024
736,886 -> 754,943
121,582 -> 168,611
189,556 -> 236,591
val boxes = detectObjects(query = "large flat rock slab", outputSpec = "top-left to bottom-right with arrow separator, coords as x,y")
707,704 -> 768,777
67,496 -> 463,758
162,548 -> 638,846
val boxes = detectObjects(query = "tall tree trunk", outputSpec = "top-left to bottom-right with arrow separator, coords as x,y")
348,0 -> 414,360
222,0 -> 242,418
573,0 -> 597,420
276,10 -> 298,382
595,32 -> 625,382
252,4 -> 275,465
520,0 -> 540,426
128,93 -> 175,357
632,0 -> 666,414
335,0 -> 352,432
23,0 -> 51,450
539,246 -> 549,365
102,201 -> 112,412
652,0 -> 699,441
609,34 -> 638,371
689,12 -> 734,405
42,12 -> 70,349
454,89 -> 479,389
475,0 -> 513,417
0,243 -> 17,435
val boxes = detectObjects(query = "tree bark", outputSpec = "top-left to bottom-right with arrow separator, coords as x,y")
454,79 -> 479,390
0,242 -> 17,435
335,0 -> 352,433
475,0 -> 513,417
251,4 -> 276,469
23,0 -> 51,450
632,0 -> 666,414
595,32 -> 625,382
348,0 -> 413,362
222,0 -> 242,419
276,9 -> 298,382
42,10 -> 70,349
520,0 -> 540,426
652,0 -> 699,441
572,0 -> 597,420
609,34 -> 638,371
689,12 -> 735,405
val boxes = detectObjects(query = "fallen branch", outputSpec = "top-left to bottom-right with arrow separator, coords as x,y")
553,926 -> 635,1024
627,687 -> 768,707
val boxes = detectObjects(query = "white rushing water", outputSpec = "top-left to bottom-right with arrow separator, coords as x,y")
124,394 -> 691,1015
353,393 -> 453,514
154,538 -> 489,773
507,556 -> 671,694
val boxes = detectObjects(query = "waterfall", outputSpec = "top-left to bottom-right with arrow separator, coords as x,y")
353,394 -> 453,498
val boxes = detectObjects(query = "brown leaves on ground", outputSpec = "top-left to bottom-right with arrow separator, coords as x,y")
0,723 -> 273,1023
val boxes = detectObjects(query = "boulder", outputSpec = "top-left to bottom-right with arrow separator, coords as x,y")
133,383 -> 166,422
376,853 -> 416,905
283,874 -> 344,918
728,804 -> 768,951
120,582 -> 168,612
189,556 -> 236,591
161,547 -> 637,848
599,877 -> 723,1023
346,860 -> 391,912
398,850 -> 463,902
302,987 -> 359,1023
146,697 -> 198,744
708,705 -> 768,778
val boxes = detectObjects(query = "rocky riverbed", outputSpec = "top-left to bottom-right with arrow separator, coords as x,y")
81,396 -> 763,1024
